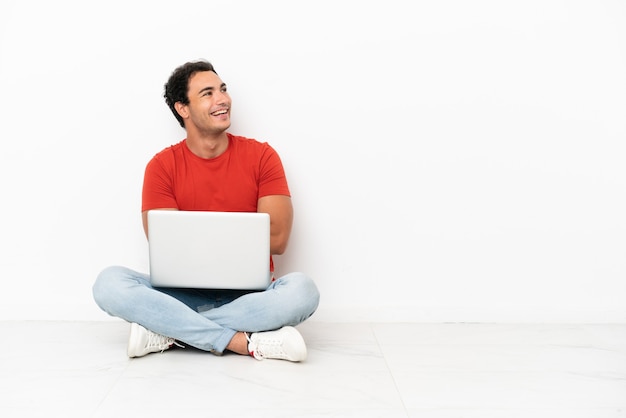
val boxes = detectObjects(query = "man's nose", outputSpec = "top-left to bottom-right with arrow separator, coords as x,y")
215,91 -> 229,104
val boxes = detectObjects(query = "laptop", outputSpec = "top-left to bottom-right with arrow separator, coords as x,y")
147,210 -> 271,290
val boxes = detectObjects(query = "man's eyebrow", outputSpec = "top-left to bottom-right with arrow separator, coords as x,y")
197,83 -> 227,95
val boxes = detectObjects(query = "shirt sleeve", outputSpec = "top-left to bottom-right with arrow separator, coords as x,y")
141,156 -> 178,212
258,144 -> 291,198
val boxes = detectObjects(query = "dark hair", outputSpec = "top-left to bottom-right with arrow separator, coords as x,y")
164,60 -> 217,128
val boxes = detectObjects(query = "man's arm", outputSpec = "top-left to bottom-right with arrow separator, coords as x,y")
257,195 -> 293,255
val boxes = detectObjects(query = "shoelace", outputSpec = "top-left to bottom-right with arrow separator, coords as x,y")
246,333 -> 286,360
146,330 -> 184,352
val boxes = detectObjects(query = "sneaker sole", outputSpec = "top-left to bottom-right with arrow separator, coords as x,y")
127,322 -> 143,358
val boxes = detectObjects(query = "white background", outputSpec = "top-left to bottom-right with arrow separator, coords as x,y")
0,0 -> 624,322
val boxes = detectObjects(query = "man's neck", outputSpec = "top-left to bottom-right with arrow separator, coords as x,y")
186,132 -> 229,159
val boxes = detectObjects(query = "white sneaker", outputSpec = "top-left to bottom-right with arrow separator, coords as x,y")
247,326 -> 307,362
127,323 -> 177,358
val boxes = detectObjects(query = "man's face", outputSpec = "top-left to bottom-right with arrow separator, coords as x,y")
182,70 -> 232,134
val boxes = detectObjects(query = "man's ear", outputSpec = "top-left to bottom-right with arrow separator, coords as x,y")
174,102 -> 189,119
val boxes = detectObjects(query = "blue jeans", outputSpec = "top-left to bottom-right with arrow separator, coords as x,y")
92,266 -> 320,354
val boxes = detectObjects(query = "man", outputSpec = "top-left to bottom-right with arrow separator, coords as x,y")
93,60 -> 320,362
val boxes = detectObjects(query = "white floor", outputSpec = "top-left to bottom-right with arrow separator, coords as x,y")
1,321 -> 625,417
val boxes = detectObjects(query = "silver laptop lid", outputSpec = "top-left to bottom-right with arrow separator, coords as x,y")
147,210 -> 271,290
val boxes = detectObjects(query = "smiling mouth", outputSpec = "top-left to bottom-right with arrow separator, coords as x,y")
211,109 -> 229,116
